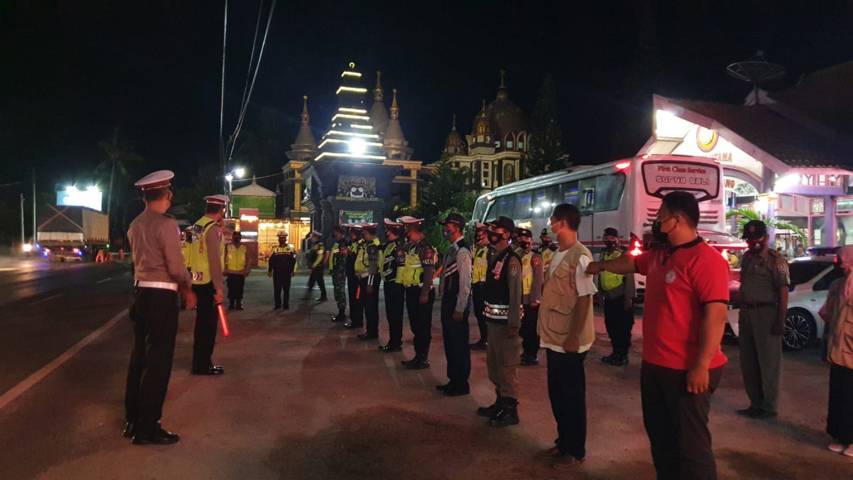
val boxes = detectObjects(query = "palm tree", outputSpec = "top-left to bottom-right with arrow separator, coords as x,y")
95,127 -> 143,241
725,208 -> 808,245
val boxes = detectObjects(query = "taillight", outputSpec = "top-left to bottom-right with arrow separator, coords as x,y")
629,233 -> 643,257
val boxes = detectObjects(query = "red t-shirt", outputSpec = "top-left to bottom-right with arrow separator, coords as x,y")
634,238 -> 729,371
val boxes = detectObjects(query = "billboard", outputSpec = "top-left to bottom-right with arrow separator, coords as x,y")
57,186 -> 103,211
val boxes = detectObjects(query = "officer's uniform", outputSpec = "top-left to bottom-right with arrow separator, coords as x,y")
181,229 -> 192,271
356,224 -> 382,339
471,223 -> 491,349
224,239 -> 250,310
268,233 -> 296,309
125,170 -> 190,444
598,238 -> 636,363
397,216 -> 436,368
380,219 -> 406,351
345,225 -> 364,328
537,229 -> 557,273
739,223 -> 790,416
329,228 -> 350,322
438,213 -> 473,394
517,228 -> 544,365
189,195 -> 227,375
305,232 -> 327,301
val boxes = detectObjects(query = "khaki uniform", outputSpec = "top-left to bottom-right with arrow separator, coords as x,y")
738,249 -> 790,413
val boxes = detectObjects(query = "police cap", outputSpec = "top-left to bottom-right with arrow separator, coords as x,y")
603,227 -> 619,237
489,216 -> 515,233
134,170 -> 174,191
439,213 -> 466,229
204,194 -> 228,206
515,227 -> 532,238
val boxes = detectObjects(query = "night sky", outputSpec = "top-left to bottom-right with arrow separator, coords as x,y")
3,0 -> 853,193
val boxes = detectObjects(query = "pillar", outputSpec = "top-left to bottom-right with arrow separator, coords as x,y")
293,170 -> 302,212
822,195 -> 837,247
409,169 -> 418,208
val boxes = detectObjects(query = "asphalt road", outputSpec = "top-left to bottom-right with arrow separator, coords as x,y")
0,272 -> 849,479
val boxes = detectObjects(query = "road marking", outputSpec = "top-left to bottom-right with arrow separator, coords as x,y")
0,308 -> 128,411
30,293 -> 63,305
96,277 -> 112,284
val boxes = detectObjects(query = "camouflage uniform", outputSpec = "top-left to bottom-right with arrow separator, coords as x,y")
330,237 -> 350,322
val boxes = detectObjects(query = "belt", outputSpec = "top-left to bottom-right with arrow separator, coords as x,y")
135,280 -> 178,291
741,301 -> 775,309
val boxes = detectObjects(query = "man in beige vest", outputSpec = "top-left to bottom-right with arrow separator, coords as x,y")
538,203 -> 597,469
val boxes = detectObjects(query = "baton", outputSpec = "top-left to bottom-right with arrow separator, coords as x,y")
216,303 -> 231,337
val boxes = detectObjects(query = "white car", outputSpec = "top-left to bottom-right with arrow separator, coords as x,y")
727,255 -> 841,351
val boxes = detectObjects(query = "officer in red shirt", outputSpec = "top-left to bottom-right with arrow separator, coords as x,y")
588,191 -> 729,480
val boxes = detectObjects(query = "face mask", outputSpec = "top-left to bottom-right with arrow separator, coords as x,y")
488,233 -> 502,245
518,240 -> 531,250
443,229 -> 454,240
747,239 -> 765,252
604,241 -> 616,249
651,219 -> 670,243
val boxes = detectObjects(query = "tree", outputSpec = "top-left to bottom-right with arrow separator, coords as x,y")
95,127 -> 143,241
412,153 -> 478,253
173,163 -> 222,222
526,75 -> 568,176
726,208 -> 808,245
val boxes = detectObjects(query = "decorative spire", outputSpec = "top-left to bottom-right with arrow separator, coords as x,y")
301,95 -> 310,125
291,94 -> 317,152
496,70 -> 508,101
481,99 -> 487,116
500,69 -> 506,88
374,71 -> 384,102
390,88 -> 399,120
451,113 -> 457,131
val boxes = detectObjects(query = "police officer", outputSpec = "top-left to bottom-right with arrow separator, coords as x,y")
470,222 -> 491,350
124,170 -> 194,445
181,227 -> 193,271
436,213 -> 473,396
268,231 -> 296,310
329,225 -> 350,323
598,227 -> 636,366
738,220 -> 790,419
224,231 -> 251,310
477,216 -> 523,427
516,227 -> 543,366
189,194 -> 227,376
538,228 -> 557,271
344,224 -> 364,329
305,231 -> 328,301
397,216 -> 436,370
379,218 -> 406,352
356,223 -> 382,340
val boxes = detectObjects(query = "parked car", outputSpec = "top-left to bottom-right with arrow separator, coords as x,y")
726,254 -> 842,351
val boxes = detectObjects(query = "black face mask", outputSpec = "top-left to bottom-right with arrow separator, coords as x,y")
518,241 -> 531,250
604,241 -> 616,249
488,233 -> 502,245
651,220 -> 669,244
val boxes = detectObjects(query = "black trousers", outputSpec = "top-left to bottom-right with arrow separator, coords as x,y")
472,283 -> 487,343
641,362 -> 723,480
347,273 -> 363,326
405,286 -> 434,360
226,274 -> 245,301
273,271 -> 292,308
384,281 -> 405,347
604,295 -> 634,356
441,293 -> 471,388
521,304 -> 540,358
307,267 -> 327,298
125,287 -> 179,435
828,363 -> 853,444
192,283 -> 218,371
360,276 -> 381,336
546,349 -> 587,459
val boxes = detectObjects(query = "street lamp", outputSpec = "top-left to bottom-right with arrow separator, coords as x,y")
225,167 -> 246,219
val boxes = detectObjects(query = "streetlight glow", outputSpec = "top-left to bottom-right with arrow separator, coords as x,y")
234,167 -> 246,178
225,173 -> 234,182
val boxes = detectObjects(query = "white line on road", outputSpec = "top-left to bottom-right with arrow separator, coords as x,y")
30,293 -> 63,305
96,277 -> 112,284
0,308 -> 128,411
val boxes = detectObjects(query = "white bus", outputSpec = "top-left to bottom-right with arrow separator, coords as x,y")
471,154 -> 745,298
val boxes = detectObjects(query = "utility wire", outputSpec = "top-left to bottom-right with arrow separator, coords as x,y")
237,0 -> 265,120
219,0 -> 229,193
226,0 -> 277,164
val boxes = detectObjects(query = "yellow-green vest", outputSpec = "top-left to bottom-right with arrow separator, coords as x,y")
355,238 -> 380,275
541,248 -> 554,271
600,249 -> 625,291
225,243 -> 247,272
472,246 -> 489,284
521,251 -> 533,295
190,216 -> 224,285
396,243 -> 424,287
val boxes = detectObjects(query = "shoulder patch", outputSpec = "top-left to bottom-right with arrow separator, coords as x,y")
508,258 -> 520,276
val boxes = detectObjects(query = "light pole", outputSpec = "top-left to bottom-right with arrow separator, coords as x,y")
224,167 -> 246,218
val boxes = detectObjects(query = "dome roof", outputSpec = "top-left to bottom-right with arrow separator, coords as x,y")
486,71 -> 526,137
471,99 -> 493,138
444,114 -> 465,152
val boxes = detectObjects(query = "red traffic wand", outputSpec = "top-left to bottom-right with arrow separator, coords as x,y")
216,303 -> 231,337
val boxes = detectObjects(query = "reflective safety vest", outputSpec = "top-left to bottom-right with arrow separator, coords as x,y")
190,216 -> 224,285
600,249 -> 625,291
181,241 -> 191,269
472,245 -> 489,284
225,243 -> 247,272
329,241 -> 342,273
396,242 -> 424,287
521,251 -> 533,296
355,238 -> 380,276
541,248 -> 555,271
382,240 -> 402,281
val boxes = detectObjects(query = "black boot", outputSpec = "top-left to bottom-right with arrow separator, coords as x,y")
477,397 -> 502,418
236,300 -> 244,311
228,300 -> 235,310
489,397 -> 519,427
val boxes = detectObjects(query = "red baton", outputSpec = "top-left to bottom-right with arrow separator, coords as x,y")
216,303 -> 231,337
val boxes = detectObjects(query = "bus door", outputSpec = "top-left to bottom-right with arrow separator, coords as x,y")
578,178 -> 596,246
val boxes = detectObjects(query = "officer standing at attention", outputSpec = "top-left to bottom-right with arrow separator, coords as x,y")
477,216 -> 523,427
344,224 -> 364,329
329,225 -> 350,323
436,213 -> 473,396
189,194 -> 227,376
470,223 -> 491,350
356,223 -> 382,340
268,231 -> 296,309
598,227 -> 636,366
737,220 -> 789,419
538,228 -> 557,271
516,227 -> 543,366
304,231 -> 328,302
124,170 -> 195,445
379,218 -> 406,352
397,216 -> 436,370
224,231 -> 251,311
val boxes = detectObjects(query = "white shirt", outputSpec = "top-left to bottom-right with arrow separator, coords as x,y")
542,245 -> 597,354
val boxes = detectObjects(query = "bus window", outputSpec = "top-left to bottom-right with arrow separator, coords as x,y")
534,186 -> 557,218
579,177 -> 597,214
559,181 -> 579,206
594,173 -> 626,212
473,196 -> 489,222
514,191 -> 532,219
494,195 -> 515,218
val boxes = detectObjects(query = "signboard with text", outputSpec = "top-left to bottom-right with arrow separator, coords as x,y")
642,160 -> 720,202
